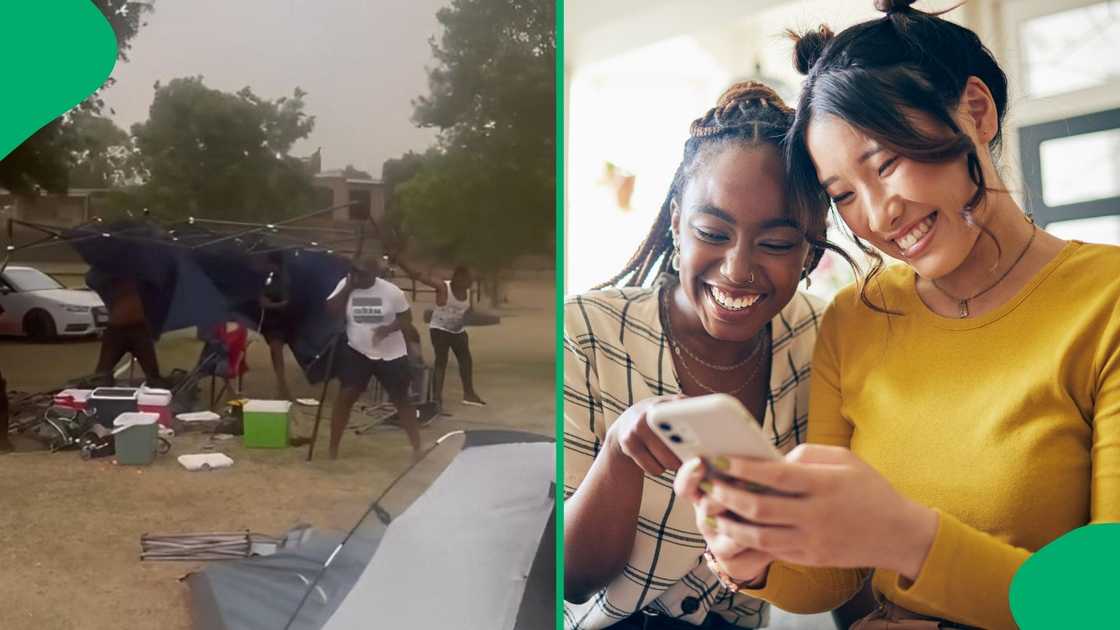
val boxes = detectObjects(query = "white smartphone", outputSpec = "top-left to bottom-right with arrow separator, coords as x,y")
645,393 -> 781,463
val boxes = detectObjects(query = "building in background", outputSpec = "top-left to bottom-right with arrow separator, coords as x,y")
312,168 -> 387,224
0,188 -> 113,227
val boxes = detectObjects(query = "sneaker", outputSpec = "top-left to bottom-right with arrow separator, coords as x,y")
461,398 -> 486,407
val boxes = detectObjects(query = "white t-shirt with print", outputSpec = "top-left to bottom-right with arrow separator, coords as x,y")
328,277 -> 410,361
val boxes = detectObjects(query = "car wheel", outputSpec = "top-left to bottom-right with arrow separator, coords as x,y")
24,310 -> 57,341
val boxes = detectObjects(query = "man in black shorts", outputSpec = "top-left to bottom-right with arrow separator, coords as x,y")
92,276 -> 167,387
259,251 -> 300,401
325,254 -> 420,460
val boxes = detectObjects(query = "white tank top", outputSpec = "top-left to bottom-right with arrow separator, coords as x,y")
429,281 -> 470,334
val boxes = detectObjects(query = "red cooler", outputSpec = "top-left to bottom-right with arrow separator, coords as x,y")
54,389 -> 92,411
138,388 -> 174,428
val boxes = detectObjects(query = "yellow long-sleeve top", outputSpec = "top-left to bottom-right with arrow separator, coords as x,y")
742,241 -> 1120,629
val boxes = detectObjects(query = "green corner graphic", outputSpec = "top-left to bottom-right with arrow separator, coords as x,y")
0,0 -> 118,161
1010,523 -> 1120,628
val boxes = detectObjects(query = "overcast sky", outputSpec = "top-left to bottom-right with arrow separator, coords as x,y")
103,0 -> 449,179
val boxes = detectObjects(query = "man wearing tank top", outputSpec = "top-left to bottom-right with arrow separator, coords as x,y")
394,257 -> 486,407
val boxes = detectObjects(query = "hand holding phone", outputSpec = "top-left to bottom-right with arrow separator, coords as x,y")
645,393 -> 780,463
606,395 -> 684,476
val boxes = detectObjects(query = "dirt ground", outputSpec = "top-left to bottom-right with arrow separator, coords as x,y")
0,277 -> 556,630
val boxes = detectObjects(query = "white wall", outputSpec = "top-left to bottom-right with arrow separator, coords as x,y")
565,0 -> 1120,297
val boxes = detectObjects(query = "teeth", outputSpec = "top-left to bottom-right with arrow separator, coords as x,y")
710,286 -> 761,311
895,215 -> 935,251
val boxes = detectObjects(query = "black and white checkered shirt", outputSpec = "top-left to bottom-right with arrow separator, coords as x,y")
564,281 -> 825,629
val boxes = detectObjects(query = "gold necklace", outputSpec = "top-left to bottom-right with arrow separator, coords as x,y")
929,221 -> 1037,318
659,286 -> 769,396
670,317 -> 766,371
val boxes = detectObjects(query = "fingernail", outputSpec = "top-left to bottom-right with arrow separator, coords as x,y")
704,516 -> 718,530
713,456 -> 730,472
699,480 -> 713,495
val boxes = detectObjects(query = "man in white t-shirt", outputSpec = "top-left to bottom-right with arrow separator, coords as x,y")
325,254 -> 420,459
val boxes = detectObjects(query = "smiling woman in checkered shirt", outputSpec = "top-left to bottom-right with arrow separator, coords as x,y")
564,82 -> 857,629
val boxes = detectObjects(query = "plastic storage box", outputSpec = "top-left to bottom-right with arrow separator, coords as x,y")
243,400 -> 291,448
113,412 -> 160,465
89,388 -> 139,427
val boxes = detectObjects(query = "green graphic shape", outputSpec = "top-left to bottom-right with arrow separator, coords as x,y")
1010,523 -> 1120,628
0,1 -> 117,161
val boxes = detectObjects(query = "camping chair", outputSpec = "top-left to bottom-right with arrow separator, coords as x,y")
195,323 -> 249,410
206,357 -> 245,410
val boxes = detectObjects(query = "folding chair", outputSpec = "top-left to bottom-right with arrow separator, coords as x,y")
194,324 -> 249,410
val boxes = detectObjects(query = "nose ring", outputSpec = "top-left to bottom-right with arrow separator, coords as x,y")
720,261 -> 756,285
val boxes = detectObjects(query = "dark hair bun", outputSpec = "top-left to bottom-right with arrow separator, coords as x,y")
873,0 -> 917,13
789,25 -> 835,75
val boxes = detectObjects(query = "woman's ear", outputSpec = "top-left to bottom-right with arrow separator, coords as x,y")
957,76 -> 998,145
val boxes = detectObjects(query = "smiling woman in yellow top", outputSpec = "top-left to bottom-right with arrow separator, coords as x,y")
673,2 -> 1120,629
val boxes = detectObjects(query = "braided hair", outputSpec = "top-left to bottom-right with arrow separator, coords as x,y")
598,81 -> 834,289
786,0 -> 1012,312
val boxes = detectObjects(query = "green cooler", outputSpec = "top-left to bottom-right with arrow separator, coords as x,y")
113,412 -> 160,465
243,400 -> 291,448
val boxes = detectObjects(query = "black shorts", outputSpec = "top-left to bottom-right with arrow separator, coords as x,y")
336,345 -> 411,402
260,307 -> 301,343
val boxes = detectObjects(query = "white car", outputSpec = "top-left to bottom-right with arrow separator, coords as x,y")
0,266 -> 108,339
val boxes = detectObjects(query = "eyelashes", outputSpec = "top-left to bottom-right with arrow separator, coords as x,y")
692,227 -> 799,252
760,243 -> 798,252
877,156 -> 899,177
830,155 -> 900,205
693,227 -> 729,243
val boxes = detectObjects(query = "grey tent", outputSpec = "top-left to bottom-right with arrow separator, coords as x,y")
187,430 -> 556,629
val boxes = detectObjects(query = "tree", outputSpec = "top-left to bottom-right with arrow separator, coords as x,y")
381,149 -> 433,229
0,1 -> 154,196
396,145 -> 550,307
413,0 -> 554,155
130,77 -> 316,221
67,111 -> 141,189
394,0 -> 555,305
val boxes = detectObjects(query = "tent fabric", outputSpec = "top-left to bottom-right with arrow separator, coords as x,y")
278,251 -> 349,385
73,221 -> 238,338
67,220 -> 351,377
187,430 -> 556,630
513,507 -> 556,630
187,532 -> 379,630
321,441 -> 554,630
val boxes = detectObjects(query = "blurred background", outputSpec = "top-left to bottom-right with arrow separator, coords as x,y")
564,0 -> 1120,300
